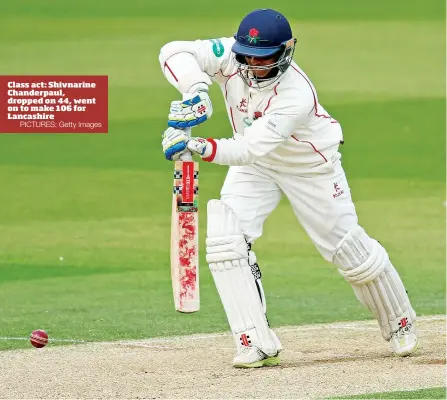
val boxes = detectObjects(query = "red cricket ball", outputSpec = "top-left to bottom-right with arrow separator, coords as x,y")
30,329 -> 49,348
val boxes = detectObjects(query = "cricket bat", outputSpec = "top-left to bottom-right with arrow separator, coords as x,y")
170,131 -> 200,313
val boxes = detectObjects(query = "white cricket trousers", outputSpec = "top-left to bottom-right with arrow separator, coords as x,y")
220,158 -> 359,261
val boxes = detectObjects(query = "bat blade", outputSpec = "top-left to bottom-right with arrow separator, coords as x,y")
171,160 -> 199,312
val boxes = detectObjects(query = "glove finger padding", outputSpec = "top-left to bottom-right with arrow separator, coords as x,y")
186,137 -> 212,158
168,92 -> 213,128
162,127 -> 188,161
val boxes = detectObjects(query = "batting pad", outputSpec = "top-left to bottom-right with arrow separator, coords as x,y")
206,199 -> 279,355
333,225 -> 416,340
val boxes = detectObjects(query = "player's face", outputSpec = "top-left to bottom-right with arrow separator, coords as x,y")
244,56 -> 277,78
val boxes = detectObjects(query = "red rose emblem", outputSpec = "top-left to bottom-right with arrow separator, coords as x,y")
253,111 -> 262,120
249,28 -> 259,37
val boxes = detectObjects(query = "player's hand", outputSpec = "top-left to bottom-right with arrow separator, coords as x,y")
168,91 -> 213,128
162,127 -> 189,161
187,137 -> 213,159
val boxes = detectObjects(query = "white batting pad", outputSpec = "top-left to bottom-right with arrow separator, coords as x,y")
206,200 -> 279,355
333,225 -> 416,340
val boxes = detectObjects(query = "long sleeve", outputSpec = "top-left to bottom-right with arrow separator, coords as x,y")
159,37 -> 234,94
205,87 -> 314,166
207,113 -> 298,165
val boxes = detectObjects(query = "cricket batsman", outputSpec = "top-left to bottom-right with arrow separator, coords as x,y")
159,8 -> 419,368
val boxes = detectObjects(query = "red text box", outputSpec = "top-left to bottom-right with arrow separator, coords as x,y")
0,75 -> 108,133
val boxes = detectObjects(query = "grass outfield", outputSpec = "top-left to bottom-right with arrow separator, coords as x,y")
339,387 -> 446,399
0,0 -> 444,363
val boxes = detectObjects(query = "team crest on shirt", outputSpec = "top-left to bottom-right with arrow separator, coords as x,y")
253,111 -> 262,120
243,111 -> 262,127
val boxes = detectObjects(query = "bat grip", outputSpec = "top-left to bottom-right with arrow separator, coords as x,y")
179,127 -> 192,161
179,94 -> 193,161
180,151 -> 192,161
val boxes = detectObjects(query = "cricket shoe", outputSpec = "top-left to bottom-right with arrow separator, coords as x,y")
233,347 -> 281,368
390,323 -> 419,356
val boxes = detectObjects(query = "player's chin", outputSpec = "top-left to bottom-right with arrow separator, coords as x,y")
252,70 -> 269,79
252,68 -> 269,78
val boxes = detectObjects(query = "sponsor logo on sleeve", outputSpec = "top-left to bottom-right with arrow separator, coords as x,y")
210,39 -> 224,58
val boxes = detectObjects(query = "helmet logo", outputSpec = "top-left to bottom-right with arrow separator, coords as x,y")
246,28 -> 260,44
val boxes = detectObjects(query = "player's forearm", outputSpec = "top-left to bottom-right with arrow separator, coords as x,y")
203,119 -> 292,166
203,137 -> 256,166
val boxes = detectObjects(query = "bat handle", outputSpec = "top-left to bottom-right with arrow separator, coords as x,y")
179,95 -> 193,162
180,150 -> 193,161
180,127 -> 192,161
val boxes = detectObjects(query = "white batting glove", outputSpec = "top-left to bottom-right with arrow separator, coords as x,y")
162,127 -> 189,161
168,91 -> 213,129
186,137 -> 213,159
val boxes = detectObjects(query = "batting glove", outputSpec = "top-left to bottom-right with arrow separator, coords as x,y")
162,127 -> 189,161
186,137 -> 213,159
168,91 -> 213,129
